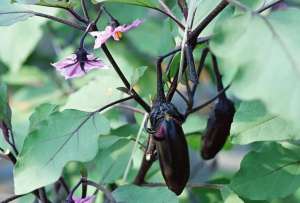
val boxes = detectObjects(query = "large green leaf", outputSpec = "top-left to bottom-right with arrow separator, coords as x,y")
231,101 -> 300,144
0,16 -> 44,71
230,143 -> 300,200
0,1 -> 34,26
112,185 -> 179,203
210,8 -> 300,131
15,0 -> 77,8
92,0 -> 159,8
87,139 -> 136,183
14,109 -> 110,194
63,69 -> 124,111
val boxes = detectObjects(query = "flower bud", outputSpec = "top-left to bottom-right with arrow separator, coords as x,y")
150,102 -> 189,195
201,97 -> 235,160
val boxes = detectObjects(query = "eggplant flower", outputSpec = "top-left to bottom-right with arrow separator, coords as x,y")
51,48 -> 107,79
90,19 -> 143,49
72,196 -> 95,203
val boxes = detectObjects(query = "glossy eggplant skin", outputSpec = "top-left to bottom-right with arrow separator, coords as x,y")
150,102 -> 190,195
201,97 -> 235,160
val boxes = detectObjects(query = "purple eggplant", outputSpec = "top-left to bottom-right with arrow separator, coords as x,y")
201,97 -> 235,160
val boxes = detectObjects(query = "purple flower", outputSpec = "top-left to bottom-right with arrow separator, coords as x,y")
72,196 -> 95,203
51,48 -> 107,79
90,19 -> 143,49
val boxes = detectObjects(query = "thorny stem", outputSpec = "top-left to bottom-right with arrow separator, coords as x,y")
0,11 -> 86,31
101,44 -> 151,112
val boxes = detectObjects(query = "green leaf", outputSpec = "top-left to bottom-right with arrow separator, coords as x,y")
112,185 -> 179,203
0,1 -> 34,26
28,103 -> 58,132
130,66 -> 148,88
92,0 -> 159,8
15,0 -> 77,8
14,109 -> 110,194
221,186 -> 244,203
210,8 -> 300,131
0,16 -> 45,71
182,114 -> 207,135
231,101 -> 300,144
87,139 -> 135,183
230,143 -> 300,200
63,69 -> 124,111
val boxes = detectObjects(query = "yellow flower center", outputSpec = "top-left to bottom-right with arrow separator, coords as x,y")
114,31 -> 123,40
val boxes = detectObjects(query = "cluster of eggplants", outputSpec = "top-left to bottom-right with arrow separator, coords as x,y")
201,95 -> 235,160
150,102 -> 189,195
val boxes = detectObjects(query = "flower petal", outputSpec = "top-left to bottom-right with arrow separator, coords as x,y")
51,54 -> 77,70
114,19 -> 143,33
91,26 -> 114,49
72,195 -> 95,203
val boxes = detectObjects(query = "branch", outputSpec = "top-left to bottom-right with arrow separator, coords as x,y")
101,44 -> 151,112
157,0 -> 185,30
186,84 -> 231,115
81,0 -> 90,20
189,0 -> 229,46
86,180 -> 116,203
0,11 -> 86,31
141,182 -> 223,190
1,194 -> 25,203
257,0 -> 283,13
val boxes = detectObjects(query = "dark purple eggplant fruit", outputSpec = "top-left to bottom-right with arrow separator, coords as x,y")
201,97 -> 235,160
150,102 -> 190,195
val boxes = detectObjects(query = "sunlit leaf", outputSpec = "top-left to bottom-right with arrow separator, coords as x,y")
230,143 -> 300,200
14,109 -> 110,194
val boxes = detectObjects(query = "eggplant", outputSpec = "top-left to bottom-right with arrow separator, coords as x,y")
150,102 -> 190,195
201,97 -> 235,160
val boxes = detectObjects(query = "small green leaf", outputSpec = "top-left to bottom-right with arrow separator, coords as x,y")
14,109 -> 110,194
230,143 -> 300,200
113,185 -> 179,203
130,66 -> 148,88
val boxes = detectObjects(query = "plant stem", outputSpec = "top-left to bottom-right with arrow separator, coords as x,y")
66,8 -> 88,24
2,194 -> 25,203
142,182 -> 223,190
257,0 -> 283,13
101,44 -> 151,112
86,180 -> 116,203
0,11 -> 86,31
158,0 -> 185,30
81,0 -> 90,20
189,0 -> 229,46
